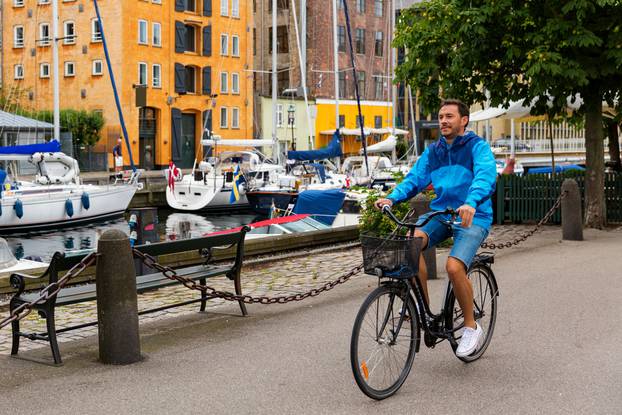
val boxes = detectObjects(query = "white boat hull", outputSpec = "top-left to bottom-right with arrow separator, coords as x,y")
0,184 -> 137,233
166,176 -> 249,211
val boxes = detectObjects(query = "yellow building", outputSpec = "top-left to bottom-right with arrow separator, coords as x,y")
2,0 -> 253,170
314,98 -> 395,155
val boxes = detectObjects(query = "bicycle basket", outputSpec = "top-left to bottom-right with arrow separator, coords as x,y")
360,233 -> 422,278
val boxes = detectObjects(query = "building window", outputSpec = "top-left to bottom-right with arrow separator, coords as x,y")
184,24 -> 197,52
64,21 -> 76,44
40,63 -> 50,78
277,69 -> 289,94
337,0 -> 344,9
355,28 -> 365,54
220,0 -> 229,16
374,0 -> 383,17
14,26 -> 25,48
220,33 -> 229,55
231,72 -> 239,94
64,61 -> 76,77
38,0 -> 51,4
92,59 -> 104,76
276,104 -> 284,127
220,72 -> 228,93
92,19 -> 102,42
14,0 -> 25,7
185,66 -> 196,93
338,26 -> 346,53
39,23 -> 51,46
138,20 -> 148,45
338,71 -> 347,99
231,35 -> 240,57
269,26 -> 288,54
220,107 -> 228,128
356,115 -> 365,128
374,73 -> 384,100
153,23 -> 162,46
232,0 -> 239,17
152,64 -> 162,88
14,64 -> 24,80
374,31 -> 383,56
231,107 -> 240,129
339,115 -> 346,128
356,0 -> 365,13
357,71 -> 366,98
374,115 -> 382,128
269,0 -> 289,11
184,0 -> 196,12
138,62 -> 148,86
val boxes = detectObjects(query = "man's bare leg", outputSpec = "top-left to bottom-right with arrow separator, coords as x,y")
446,257 -> 475,329
413,230 -> 429,304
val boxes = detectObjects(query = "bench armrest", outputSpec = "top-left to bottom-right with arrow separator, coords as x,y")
9,272 -> 42,295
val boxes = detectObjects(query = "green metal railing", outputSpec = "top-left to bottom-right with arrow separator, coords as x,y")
495,172 -> 622,224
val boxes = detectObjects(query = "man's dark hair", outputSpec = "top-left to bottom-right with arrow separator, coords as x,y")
440,99 -> 470,119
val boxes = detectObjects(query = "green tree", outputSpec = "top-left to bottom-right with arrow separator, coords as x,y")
394,0 -> 622,228
35,109 -> 104,146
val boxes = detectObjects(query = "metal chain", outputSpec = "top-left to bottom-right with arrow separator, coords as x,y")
0,252 -> 98,330
480,191 -> 567,250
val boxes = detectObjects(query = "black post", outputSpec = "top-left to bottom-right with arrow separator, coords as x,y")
561,179 -> 583,241
409,195 -> 437,279
96,229 -> 141,364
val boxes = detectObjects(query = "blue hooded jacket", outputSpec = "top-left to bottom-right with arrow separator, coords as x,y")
387,131 -> 497,230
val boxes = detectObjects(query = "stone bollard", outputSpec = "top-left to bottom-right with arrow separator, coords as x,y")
409,195 -> 438,279
561,179 -> 583,241
96,229 -> 141,364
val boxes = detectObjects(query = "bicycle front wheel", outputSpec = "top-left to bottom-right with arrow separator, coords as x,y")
446,264 -> 498,362
350,283 -> 419,400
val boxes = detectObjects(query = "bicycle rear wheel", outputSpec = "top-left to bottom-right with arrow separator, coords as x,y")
350,283 -> 419,400
446,264 -> 498,362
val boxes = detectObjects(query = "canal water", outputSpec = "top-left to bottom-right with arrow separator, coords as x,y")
4,210 -> 262,262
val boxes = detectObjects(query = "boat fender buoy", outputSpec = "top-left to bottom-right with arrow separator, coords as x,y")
81,192 -> 90,210
65,199 -> 74,217
14,199 -> 23,219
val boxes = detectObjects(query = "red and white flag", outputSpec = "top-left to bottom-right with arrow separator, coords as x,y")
168,161 -> 181,192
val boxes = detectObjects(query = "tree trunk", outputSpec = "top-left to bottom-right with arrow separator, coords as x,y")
607,121 -> 621,171
583,88 -> 606,228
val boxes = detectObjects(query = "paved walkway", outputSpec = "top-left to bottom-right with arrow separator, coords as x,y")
0,224 -> 561,355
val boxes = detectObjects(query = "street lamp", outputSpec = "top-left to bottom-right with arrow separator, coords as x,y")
288,104 -> 296,150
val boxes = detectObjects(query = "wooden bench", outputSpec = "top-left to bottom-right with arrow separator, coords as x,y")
8,228 -> 249,365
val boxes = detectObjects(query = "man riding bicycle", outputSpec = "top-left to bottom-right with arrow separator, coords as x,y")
375,99 -> 496,357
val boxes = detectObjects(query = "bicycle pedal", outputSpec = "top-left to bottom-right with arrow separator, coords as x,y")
424,331 -> 437,348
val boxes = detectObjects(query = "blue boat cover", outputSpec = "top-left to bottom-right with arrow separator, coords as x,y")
292,189 -> 346,225
0,140 -> 61,155
527,164 -> 585,174
287,130 -> 342,161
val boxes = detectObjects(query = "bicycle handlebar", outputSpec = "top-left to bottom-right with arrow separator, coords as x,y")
381,205 -> 458,229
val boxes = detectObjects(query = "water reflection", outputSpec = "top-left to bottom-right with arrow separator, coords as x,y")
5,210 -> 261,262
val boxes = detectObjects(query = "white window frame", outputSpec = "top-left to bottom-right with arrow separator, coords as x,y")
231,72 -> 239,94
38,0 -> 51,4
63,21 -> 76,45
220,107 -> 228,128
40,63 -> 51,78
220,0 -> 229,16
231,107 -> 240,129
138,20 -> 149,45
13,0 -> 25,7
152,64 -> 162,88
152,0 -> 162,4
220,71 -> 228,93
92,19 -> 103,42
220,34 -> 229,56
276,104 -> 284,128
152,22 -> 162,47
14,26 -> 25,48
231,35 -> 239,57
92,60 -> 104,76
138,62 -> 148,86
39,23 -> 51,47
64,61 -> 76,77
14,64 -> 24,80
232,0 -> 239,18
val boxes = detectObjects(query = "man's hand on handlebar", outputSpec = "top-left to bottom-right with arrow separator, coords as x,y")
374,198 -> 393,210
456,204 -> 475,228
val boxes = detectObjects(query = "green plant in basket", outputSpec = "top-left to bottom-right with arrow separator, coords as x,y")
359,190 -> 412,237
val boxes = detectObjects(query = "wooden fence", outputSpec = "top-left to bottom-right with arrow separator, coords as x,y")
495,172 -> 622,224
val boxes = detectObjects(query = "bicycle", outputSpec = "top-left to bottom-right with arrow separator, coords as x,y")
350,206 -> 499,400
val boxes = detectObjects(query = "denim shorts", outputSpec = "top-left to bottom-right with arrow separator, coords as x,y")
418,213 -> 489,269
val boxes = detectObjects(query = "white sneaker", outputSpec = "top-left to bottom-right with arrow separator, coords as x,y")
456,323 -> 483,357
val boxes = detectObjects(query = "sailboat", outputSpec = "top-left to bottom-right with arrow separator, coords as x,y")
0,0 -> 141,233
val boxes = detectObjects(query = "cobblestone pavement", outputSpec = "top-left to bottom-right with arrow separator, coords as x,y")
0,223 -> 565,355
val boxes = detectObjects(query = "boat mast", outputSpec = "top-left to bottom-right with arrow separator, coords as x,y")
390,0 -> 397,137
332,0 -> 339,130
52,0 -> 60,141
271,0 -> 280,166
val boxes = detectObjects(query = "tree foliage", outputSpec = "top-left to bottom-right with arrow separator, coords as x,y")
394,0 -> 622,227
34,110 -> 104,147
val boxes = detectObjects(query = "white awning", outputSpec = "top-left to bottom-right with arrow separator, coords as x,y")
361,135 -> 397,154
469,100 -> 531,122
319,127 -> 408,136
201,139 -> 274,147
